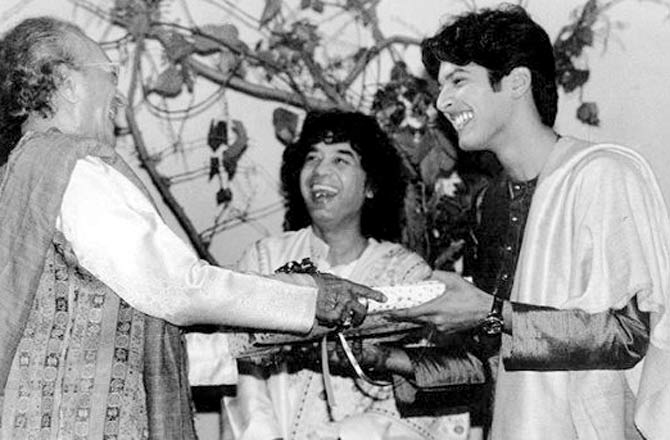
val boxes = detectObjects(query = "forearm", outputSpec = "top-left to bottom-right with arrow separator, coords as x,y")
59,157 -> 318,332
503,298 -> 650,370
158,268 -> 317,330
395,346 -> 486,389
383,347 -> 414,376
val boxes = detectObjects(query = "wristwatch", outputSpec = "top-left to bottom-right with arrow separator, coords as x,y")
481,297 -> 504,335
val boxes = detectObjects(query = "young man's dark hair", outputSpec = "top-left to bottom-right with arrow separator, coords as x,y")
281,110 -> 407,242
422,4 -> 558,127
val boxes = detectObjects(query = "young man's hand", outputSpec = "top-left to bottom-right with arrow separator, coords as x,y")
389,270 -> 492,333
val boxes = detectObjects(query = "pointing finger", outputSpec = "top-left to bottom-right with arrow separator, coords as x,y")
350,283 -> 387,303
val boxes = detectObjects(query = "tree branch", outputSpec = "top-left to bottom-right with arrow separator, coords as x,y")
299,54 -> 350,107
126,37 -> 219,265
185,57 -> 353,111
342,35 -> 421,89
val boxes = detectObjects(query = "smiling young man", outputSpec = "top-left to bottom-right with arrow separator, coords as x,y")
391,5 -> 670,439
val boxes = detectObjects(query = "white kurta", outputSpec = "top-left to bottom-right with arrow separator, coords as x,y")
221,227 -> 470,440
492,137 -> 670,440
56,156 -> 317,333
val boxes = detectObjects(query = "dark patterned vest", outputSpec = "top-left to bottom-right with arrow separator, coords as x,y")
0,130 -> 196,439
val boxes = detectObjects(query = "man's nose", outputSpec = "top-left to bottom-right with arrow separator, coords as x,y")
313,159 -> 331,175
312,156 -> 340,177
436,87 -> 453,113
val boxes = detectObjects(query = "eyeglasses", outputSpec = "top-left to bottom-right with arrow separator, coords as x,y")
80,62 -> 121,85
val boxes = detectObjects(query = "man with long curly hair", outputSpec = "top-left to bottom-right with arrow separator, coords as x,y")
0,17 -> 384,439
209,110 -> 474,440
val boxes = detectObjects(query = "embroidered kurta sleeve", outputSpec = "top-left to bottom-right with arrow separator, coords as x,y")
56,156 -> 316,332
185,244 -> 264,386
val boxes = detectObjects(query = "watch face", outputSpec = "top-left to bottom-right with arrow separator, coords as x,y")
481,313 -> 504,335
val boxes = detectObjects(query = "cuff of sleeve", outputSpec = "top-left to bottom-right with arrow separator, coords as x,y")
259,279 -> 317,334
185,332 -> 238,386
407,348 -> 486,389
503,303 -> 560,370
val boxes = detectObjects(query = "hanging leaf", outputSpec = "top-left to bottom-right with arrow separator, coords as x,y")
392,130 -> 418,164
311,0 -> 325,13
223,120 -> 248,178
429,124 -> 458,162
259,0 -> 282,29
413,131 -> 438,165
557,67 -> 590,93
111,0 -> 152,33
272,108 -> 299,146
128,10 -> 150,37
433,239 -> 466,272
182,65 -> 194,93
218,49 -> 240,76
150,65 -> 183,97
193,24 -> 240,54
155,29 -> 195,62
576,102 -> 599,126
216,187 -> 233,205
419,146 -> 457,189
291,21 -> 319,54
402,182 -> 428,258
209,156 -> 220,180
390,61 -> 410,82
208,120 -> 227,151
580,0 -> 600,28
254,49 -> 276,67
574,26 -> 594,48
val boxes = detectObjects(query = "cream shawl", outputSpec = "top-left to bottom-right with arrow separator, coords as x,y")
492,137 -> 670,439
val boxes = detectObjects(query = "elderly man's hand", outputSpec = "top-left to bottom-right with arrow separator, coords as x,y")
312,273 -> 386,328
388,270 -> 491,333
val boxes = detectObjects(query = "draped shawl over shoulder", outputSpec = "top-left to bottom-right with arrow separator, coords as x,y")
493,136 -> 670,439
0,130 -> 196,439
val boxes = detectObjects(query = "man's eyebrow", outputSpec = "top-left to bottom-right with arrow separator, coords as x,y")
334,148 -> 356,158
440,66 -> 468,82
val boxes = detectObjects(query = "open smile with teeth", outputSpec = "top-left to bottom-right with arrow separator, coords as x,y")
311,183 -> 338,201
447,110 -> 474,130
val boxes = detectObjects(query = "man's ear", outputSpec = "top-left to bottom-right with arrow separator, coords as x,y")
55,65 -> 81,105
364,181 -> 376,199
506,66 -> 532,99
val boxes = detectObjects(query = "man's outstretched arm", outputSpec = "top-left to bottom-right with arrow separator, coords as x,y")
391,271 -> 649,371
58,156 -> 383,331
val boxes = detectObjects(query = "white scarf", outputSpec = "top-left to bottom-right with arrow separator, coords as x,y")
492,137 -> 670,439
